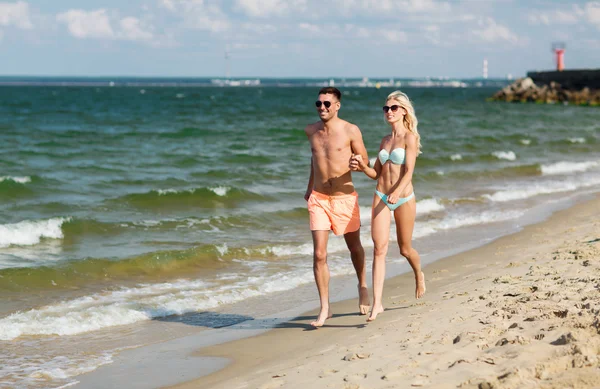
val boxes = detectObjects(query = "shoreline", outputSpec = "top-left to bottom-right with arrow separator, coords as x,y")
164,193 -> 600,389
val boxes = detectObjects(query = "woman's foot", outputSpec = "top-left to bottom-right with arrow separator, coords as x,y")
366,305 -> 384,322
416,271 -> 426,299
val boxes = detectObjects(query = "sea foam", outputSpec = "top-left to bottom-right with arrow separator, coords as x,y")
492,151 -> 517,161
0,217 -> 70,248
541,161 -> 599,176
0,176 -> 31,183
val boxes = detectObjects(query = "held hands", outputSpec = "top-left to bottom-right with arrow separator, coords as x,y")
349,154 -> 367,171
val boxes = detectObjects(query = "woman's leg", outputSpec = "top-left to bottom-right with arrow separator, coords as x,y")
368,193 -> 391,321
394,197 -> 426,299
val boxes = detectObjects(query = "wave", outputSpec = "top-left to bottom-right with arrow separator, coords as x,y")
540,161 -> 599,176
483,181 -> 578,202
117,186 -> 270,209
416,198 -> 445,215
415,209 -> 524,238
0,176 -> 31,184
0,267 -> 320,340
491,151 -> 517,161
0,217 -> 70,248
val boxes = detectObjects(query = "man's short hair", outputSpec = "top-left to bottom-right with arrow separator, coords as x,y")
318,87 -> 341,101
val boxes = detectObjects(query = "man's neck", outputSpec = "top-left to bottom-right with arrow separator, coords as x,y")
321,116 -> 339,131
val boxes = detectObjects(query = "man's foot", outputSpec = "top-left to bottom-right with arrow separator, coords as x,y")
416,271 -> 426,299
358,285 -> 370,315
367,305 -> 384,322
310,308 -> 332,327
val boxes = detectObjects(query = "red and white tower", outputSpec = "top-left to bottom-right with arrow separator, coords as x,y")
552,42 -> 566,71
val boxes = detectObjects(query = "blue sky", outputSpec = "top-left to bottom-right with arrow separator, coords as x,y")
0,0 -> 598,78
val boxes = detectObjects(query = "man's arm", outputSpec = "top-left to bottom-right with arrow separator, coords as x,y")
305,157 -> 314,201
304,125 -> 315,201
349,124 -> 369,165
350,136 -> 385,180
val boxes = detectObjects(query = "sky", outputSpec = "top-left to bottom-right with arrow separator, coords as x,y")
0,0 -> 599,79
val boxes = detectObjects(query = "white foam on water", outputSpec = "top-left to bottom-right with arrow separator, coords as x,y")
0,264 -> 354,340
215,243 -> 228,256
0,176 -> 31,183
261,242 -> 313,257
416,198 -> 445,216
492,150 -> 516,161
450,154 -> 462,161
541,161 -> 599,176
568,137 -> 586,144
209,186 -> 230,196
157,188 -> 178,195
360,206 -> 372,222
520,139 -> 531,145
414,209 -> 524,239
1,349 -> 117,389
483,181 -> 578,202
0,217 -> 71,248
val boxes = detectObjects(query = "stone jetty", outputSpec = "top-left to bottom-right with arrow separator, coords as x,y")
490,69 -> 600,106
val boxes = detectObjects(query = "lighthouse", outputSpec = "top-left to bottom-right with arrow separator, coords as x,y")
552,42 -> 566,72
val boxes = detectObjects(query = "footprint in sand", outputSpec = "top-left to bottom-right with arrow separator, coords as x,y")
343,373 -> 367,382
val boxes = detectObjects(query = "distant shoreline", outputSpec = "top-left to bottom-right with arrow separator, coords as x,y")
0,76 -> 510,88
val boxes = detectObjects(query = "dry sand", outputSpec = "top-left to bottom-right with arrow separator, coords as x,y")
167,195 -> 600,389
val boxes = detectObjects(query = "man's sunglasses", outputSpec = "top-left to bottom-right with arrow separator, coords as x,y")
315,101 -> 332,108
382,105 -> 401,113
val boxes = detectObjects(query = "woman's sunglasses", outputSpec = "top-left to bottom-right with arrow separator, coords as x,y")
382,105 -> 400,113
315,101 -> 332,108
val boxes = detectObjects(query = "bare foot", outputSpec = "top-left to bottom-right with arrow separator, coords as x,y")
416,271 -> 426,299
367,305 -> 384,322
310,309 -> 333,327
358,285 -> 370,315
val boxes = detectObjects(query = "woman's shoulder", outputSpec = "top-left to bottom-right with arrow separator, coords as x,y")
404,131 -> 418,148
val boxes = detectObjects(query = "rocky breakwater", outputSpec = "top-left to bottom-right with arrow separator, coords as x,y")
490,77 -> 600,106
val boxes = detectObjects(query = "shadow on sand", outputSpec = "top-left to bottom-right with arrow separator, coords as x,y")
153,309 -> 379,331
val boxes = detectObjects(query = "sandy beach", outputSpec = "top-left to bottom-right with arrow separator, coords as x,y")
166,194 -> 600,389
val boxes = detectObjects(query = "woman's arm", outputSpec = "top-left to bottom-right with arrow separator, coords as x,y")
350,138 -> 384,180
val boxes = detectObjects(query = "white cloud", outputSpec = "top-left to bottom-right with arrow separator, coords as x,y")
119,17 -> 153,41
235,0 -> 307,17
472,17 -> 521,44
585,1 -> 600,28
379,29 -> 408,43
344,24 -> 370,39
57,9 -> 154,43
241,23 -> 277,34
0,1 -> 33,29
159,0 -> 176,11
159,0 -> 230,32
527,6 -> 582,25
334,0 -> 450,13
298,23 -> 320,34
57,9 -> 114,39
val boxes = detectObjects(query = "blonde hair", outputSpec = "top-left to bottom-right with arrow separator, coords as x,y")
386,90 -> 422,155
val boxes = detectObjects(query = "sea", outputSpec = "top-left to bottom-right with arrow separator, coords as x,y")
1,77 -> 599,389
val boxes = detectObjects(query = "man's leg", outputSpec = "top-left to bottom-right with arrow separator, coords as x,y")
343,229 -> 370,314
311,230 -> 332,327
